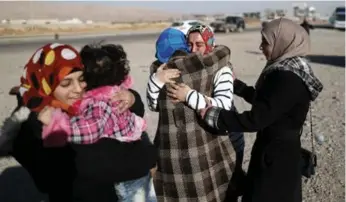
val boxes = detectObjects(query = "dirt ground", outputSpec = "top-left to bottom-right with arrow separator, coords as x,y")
0,28 -> 344,202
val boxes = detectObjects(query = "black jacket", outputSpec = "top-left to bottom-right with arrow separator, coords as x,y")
223,71 -> 311,202
11,89 -> 157,202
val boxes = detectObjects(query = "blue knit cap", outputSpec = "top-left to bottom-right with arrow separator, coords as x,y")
155,28 -> 190,64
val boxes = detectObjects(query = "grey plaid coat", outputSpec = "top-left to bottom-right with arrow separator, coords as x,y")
151,46 -> 236,202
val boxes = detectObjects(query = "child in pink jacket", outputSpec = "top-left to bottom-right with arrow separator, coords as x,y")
41,43 -> 156,202
42,74 -> 146,146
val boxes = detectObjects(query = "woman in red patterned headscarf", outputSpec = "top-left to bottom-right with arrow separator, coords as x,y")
9,43 -> 88,202
186,24 -> 215,54
7,43 -> 155,202
19,43 -> 86,116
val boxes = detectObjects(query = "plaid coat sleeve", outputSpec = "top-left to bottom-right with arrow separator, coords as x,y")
68,100 -> 115,144
204,106 -> 223,130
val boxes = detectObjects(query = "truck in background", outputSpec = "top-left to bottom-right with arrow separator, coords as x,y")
209,16 -> 246,33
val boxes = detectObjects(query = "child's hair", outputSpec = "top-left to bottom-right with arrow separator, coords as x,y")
171,50 -> 189,59
80,43 -> 130,91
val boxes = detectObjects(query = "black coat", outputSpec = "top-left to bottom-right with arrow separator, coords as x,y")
219,71 -> 311,202
11,89 -> 157,202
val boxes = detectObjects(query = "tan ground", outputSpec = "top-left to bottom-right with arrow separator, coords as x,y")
0,22 -> 171,37
0,29 -> 344,202
0,21 -> 262,37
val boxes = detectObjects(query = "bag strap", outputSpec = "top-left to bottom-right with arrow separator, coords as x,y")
309,102 -> 315,156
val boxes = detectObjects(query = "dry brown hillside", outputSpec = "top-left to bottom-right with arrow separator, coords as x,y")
0,1 -> 182,22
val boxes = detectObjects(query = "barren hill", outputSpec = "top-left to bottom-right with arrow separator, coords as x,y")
0,1 -> 182,22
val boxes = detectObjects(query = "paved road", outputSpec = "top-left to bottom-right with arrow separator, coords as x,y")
0,27 -> 261,52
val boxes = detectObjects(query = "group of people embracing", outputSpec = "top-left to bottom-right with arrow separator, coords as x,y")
0,17 -> 323,202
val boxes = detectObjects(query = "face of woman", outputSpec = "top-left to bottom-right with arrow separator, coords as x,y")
259,35 -> 272,61
53,71 -> 86,105
188,32 -> 207,54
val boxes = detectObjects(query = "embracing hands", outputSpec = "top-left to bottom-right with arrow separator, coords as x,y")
166,83 -> 192,103
38,89 -> 137,125
155,63 -> 181,84
199,97 -> 213,119
111,89 -> 136,113
154,63 -> 192,103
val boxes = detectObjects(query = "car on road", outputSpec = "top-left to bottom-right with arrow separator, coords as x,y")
210,16 -> 246,33
170,20 -> 214,35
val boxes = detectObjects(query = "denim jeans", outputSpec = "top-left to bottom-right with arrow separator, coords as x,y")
228,106 -> 245,170
115,173 -> 157,202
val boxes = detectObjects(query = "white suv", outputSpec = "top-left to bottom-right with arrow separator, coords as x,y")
170,20 -> 214,35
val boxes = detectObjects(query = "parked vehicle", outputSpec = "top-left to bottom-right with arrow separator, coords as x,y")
329,6 -> 345,30
210,18 -> 225,30
170,20 -> 214,35
210,16 -> 246,33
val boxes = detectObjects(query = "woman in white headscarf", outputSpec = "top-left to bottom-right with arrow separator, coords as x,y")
200,18 -> 323,202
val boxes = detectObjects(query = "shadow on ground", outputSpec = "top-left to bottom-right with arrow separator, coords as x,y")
245,50 -> 262,55
308,55 -> 345,68
0,166 -> 46,202
313,24 -> 334,29
245,51 -> 345,69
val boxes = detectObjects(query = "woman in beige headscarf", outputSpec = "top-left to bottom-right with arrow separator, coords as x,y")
200,18 -> 323,202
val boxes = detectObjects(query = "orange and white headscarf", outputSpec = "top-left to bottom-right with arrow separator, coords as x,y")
19,43 -> 84,115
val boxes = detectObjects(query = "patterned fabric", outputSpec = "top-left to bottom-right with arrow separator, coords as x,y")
155,28 -> 190,64
152,44 -> 236,202
203,107 -> 223,130
256,56 -> 323,101
187,24 -> 215,54
147,45 -> 234,112
42,81 -> 146,146
19,43 -> 84,115
148,45 -> 245,166
147,64 -> 234,112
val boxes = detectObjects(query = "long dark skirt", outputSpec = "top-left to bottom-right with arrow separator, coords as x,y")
242,130 -> 302,202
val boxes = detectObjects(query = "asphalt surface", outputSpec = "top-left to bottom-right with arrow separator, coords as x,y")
0,27 -> 261,52
0,25 -> 335,52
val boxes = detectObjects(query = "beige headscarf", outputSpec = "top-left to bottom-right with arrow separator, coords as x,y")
262,18 -> 310,64
256,18 -> 323,101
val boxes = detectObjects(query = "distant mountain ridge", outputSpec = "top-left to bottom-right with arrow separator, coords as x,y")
0,1 -> 183,22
